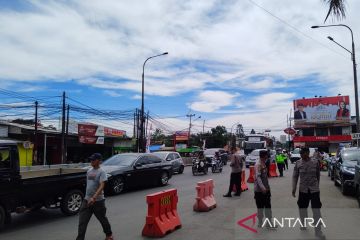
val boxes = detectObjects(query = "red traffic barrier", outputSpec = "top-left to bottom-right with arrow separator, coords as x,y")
142,189 -> 182,237
268,163 -> 278,177
241,170 -> 248,191
247,166 -> 255,183
232,170 -> 248,192
193,179 -> 217,212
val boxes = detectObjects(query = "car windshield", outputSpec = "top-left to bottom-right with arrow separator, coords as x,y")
342,150 -> 360,162
204,149 -> 219,155
250,150 -> 260,156
102,154 -> 138,166
153,152 -> 168,160
292,148 -> 300,154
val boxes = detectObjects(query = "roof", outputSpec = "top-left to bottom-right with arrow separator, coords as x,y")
0,139 -> 21,145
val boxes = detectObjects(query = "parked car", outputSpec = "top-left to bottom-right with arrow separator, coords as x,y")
333,147 -> 360,195
355,163 -> 360,207
101,153 -> 173,195
245,149 -> 267,168
153,151 -> 185,174
0,140 -> 87,230
204,148 -> 228,165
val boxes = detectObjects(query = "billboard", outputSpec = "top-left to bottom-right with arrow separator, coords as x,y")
78,123 -> 126,144
175,131 -> 189,141
293,96 -> 350,127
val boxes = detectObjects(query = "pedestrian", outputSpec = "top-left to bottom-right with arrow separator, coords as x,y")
223,146 -> 242,197
254,150 -> 276,229
283,150 -> 289,170
76,153 -> 113,240
275,149 -> 285,177
292,147 -> 324,239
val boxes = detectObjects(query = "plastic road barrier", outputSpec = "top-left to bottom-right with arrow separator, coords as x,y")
268,163 -> 278,177
193,179 -> 217,212
142,189 -> 182,237
241,170 -> 248,191
247,165 -> 255,183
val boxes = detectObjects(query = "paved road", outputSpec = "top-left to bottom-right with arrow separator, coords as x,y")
1,163 -> 359,240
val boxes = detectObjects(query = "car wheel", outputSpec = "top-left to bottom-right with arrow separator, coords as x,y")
178,166 -> 184,174
160,172 -> 169,186
341,179 -> 350,195
111,177 -> 125,195
356,185 -> 360,208
60,189 -> 84,216
0,205 -> 5,230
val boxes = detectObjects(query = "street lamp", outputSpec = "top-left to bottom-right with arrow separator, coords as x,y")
140,52 -> 168,152
311,24 -> 359,133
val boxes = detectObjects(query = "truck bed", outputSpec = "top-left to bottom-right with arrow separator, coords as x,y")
20,164 -> 89,179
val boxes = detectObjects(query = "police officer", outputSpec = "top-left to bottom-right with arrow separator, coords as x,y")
275,149 -> 285,177
292,147 -> 324,239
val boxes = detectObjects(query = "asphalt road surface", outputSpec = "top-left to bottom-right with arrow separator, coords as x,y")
1,163 -> 359,240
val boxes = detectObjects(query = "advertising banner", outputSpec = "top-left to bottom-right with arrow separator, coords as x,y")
79,136 -> 105,144
293,96 -> 350,127
78,124 -> 104,136
175,131 -> 189,141
78,123 -> 126,144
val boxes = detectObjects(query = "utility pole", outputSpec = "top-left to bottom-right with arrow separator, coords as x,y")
287,114 -> 290,152
65,104 -> 69,163
202,120 -> 205,133
34,101 -> 38,164
187,114 -> 195,147
61,91 -> 66,164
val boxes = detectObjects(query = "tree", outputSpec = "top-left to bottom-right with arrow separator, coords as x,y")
151,128 -> 166,143
324,0 -> 346,23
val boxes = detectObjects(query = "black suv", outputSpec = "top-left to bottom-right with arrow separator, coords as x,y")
334,147 -> 360,195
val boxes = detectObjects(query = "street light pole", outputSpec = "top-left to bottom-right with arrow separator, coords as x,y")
311,24 -> 359,133
140,52 -> 168,153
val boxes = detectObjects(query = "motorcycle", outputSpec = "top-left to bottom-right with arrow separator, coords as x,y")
320,159 -> 328,171
192,158 -> 208,175
211,157 -> 223,173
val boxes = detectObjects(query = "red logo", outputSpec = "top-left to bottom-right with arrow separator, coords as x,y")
237,213 -> 257,233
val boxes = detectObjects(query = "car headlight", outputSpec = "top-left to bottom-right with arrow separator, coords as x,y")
343,167 -> 355,174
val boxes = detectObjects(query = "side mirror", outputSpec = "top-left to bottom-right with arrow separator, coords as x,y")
166,157 -> 171,161
134,162 -> 143,168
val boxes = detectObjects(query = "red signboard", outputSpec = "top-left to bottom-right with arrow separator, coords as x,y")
78,124 -> 126,137
104,127 -> 126,137
79,136 -> 105,144
293,135 -> 352,142
78,124 -> 103,136
175,131 -> 189,141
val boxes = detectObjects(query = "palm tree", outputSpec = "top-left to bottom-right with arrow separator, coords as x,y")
324,0 -> 346,23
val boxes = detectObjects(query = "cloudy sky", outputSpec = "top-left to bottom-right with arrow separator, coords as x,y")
0,0 -> 359,138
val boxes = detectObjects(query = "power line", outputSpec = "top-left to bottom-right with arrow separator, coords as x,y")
246,0 -> 348,60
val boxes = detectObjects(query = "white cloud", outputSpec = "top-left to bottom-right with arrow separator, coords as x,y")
1,0 -> 360,138
131,94 -> 141,100
103,90 -> 122,97
252,92 -> 296,109
189,90 -> 239,112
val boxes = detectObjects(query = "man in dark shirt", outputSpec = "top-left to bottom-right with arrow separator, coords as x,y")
292,147 -> 324,239
294,103 -> 307,120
